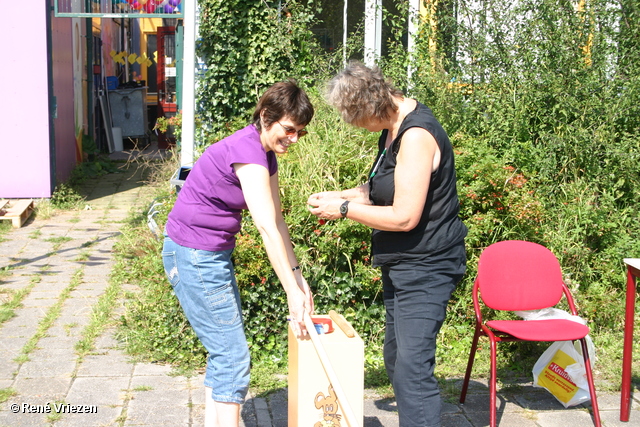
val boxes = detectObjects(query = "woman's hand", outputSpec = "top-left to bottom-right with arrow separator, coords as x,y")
308,190 -> 342,201
287,287 -> 311,337
307,194 -> 344,221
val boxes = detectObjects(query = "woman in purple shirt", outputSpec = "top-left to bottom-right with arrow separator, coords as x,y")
162,81 -> 314,426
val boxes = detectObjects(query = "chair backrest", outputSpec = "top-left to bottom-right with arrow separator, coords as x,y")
477,240 -> 564,311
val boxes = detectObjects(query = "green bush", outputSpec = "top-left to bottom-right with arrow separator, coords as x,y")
49,184 -> 86,210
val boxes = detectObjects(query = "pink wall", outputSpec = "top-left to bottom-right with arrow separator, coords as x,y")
1,0 -> 80,199
1,1 -> 53,198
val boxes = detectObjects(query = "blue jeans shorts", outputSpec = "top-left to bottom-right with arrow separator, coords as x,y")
162,235 -> 250,404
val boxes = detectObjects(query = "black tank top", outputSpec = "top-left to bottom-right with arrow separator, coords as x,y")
368,102 -> 467,266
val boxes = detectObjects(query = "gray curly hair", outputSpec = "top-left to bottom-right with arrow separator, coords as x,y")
325,61 -> 404,126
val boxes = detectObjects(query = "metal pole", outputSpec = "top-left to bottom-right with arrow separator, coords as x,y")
364,0 -> 381,67
343,0 -> 347,67
407,0 -> 420,83
86,18 -> 94,147
180,0 -> 196,167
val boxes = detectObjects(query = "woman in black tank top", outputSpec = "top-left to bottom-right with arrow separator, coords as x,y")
307,61 -> 467,427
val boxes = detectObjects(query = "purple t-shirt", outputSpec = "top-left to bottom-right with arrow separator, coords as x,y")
165,124 -> 277,251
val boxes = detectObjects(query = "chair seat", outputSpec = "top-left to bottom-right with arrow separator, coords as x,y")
486,319 -> 589,341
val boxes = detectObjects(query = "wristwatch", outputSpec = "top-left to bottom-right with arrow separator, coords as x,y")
339,200 -> 350,218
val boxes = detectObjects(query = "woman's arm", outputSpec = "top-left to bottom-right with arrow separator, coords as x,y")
308,184 -> 372,205
307,127 -> 439,231
235,163 -> 313,336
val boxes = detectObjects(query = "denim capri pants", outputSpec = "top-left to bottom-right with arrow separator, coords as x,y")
162,235 -> 250,404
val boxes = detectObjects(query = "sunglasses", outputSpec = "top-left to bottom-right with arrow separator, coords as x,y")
277,121 -> 308,138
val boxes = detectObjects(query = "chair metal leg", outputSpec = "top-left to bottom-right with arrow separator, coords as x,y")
460,323 -> 482,403
489,337 -> 498,427
579,338 -> 602,427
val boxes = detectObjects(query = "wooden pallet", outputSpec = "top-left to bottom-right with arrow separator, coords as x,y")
0,199 -> 34,228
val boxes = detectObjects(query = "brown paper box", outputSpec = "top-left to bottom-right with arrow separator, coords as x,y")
288,315 -> 364,426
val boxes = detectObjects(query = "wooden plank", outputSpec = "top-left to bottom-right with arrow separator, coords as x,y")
329,310 -> 356,338
0,199 -> 34,228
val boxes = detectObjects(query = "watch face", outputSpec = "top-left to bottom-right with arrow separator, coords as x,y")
340,201 -> 349,215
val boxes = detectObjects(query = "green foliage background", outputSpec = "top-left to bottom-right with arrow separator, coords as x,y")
117,0 -> 640,389
196,0 -> 321,134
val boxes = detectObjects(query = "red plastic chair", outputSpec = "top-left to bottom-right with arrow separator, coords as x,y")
459,240 -> 601,427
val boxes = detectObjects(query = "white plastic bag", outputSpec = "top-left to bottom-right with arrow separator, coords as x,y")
516,307 -> 585,324
532,340 -> 592,407
523,309 -> 595,407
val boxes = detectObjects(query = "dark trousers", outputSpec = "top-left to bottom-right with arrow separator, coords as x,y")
382,243 -> 466,427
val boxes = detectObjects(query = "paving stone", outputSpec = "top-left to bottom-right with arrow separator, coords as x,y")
132,362 -> 175,376
11,376 -> 71,400
35,335 -> 79,350
124,375 -> 190,426
20,297 -> 59,309
66,376 -> 130,406
16,349 -> 77,378
0,358 -> 20,380
0,334 -> 30,353
76,352 -> 134,377
467,390 -> 556,413
93,330 -> 121,350
192,404 -> 206,427
23,290 -> 64,300
2,308 -> 47,331
50,315 -> 91,331
191,376 -> 206,406
510,388 -> 568,411
0,406 -> 55,427
253,397 -> 270,427
596,390 -> 640,411
536,407 -> 596,426
441,413 -> 472,427
267,388 -> 288,426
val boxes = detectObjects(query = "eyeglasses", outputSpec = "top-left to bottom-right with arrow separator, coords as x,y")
277,121 -> 308,138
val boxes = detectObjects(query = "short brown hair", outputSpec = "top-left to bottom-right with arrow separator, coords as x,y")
253,80 -> 314,131
326,61 -> 404,126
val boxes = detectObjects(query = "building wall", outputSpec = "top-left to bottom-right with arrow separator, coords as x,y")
51,10 -> 79,186
1,1 -> 54,198
100,19 -> 121,77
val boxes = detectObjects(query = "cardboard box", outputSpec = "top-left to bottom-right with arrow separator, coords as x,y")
288,315 -> 364,426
